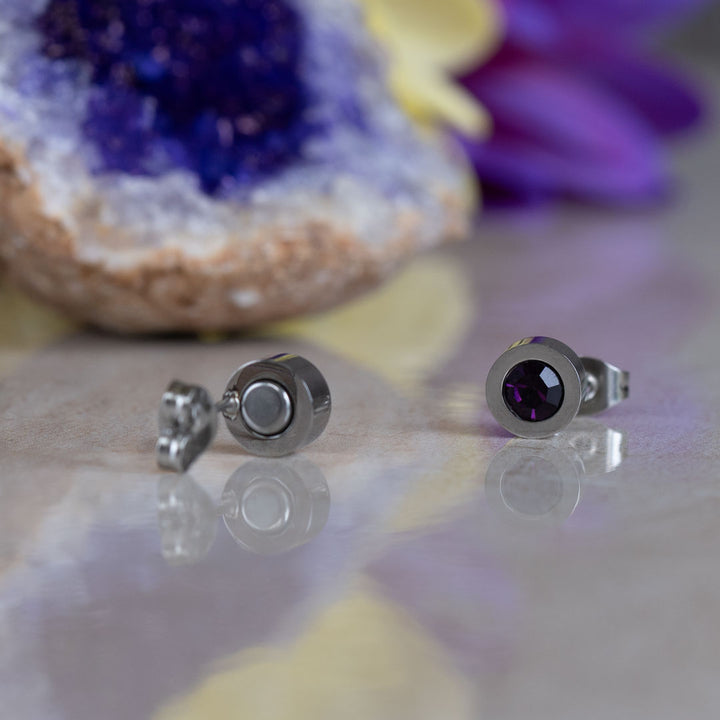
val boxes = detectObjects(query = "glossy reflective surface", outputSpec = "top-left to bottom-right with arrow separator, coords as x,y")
2,103 -> 720,720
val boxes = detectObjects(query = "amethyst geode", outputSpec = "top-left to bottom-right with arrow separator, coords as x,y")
36,0 -> 319,194
0,0 -> 469,332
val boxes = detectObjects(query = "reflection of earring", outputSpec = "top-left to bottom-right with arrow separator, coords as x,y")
486,337 -> 629,438
157,475 -> 218,564
156,354 -> 331,471
156,458 -> 330,563
221,459 -> 330,555
485,420 -> 627,524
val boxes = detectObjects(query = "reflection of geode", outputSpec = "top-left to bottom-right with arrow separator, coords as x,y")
0,0 -> 469,332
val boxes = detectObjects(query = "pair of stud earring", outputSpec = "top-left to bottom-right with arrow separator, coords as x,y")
156,337 -> 629,472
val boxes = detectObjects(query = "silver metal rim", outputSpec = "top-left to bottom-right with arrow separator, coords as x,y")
223,355 -> 330,457
486,337 -> 585,438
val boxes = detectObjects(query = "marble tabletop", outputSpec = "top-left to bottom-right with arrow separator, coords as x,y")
2,92 -> 720,719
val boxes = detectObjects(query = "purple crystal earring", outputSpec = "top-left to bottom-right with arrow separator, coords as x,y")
486,337 -> 629,438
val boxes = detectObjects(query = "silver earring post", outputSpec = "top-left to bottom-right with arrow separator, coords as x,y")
486,337 -> 629,438
156,354 -> 331,471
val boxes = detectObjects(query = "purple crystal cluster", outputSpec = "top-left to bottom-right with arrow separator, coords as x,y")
37,0 -> 315,194
503,360 -> 564,422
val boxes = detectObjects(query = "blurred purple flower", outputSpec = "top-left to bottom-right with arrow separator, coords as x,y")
458,0 -> 707,206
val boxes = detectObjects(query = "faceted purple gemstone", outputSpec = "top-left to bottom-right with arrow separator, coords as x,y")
503,360 -> 564,422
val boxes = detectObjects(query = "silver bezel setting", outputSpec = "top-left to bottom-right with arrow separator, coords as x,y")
486,337 -> 585,438
223,354 -> 331,457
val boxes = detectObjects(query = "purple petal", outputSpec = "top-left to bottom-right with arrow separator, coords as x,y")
499,0 -> 564,53
573,47 -> 705,136
461,61 -> 668,204
500,0 -> 711,47
546,0 -> 711,35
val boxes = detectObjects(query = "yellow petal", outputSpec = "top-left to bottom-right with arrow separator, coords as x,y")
365,0 -> 502,73
390,62 -> 491,137
0,281 -> 75,379
266,255 -> 472,394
